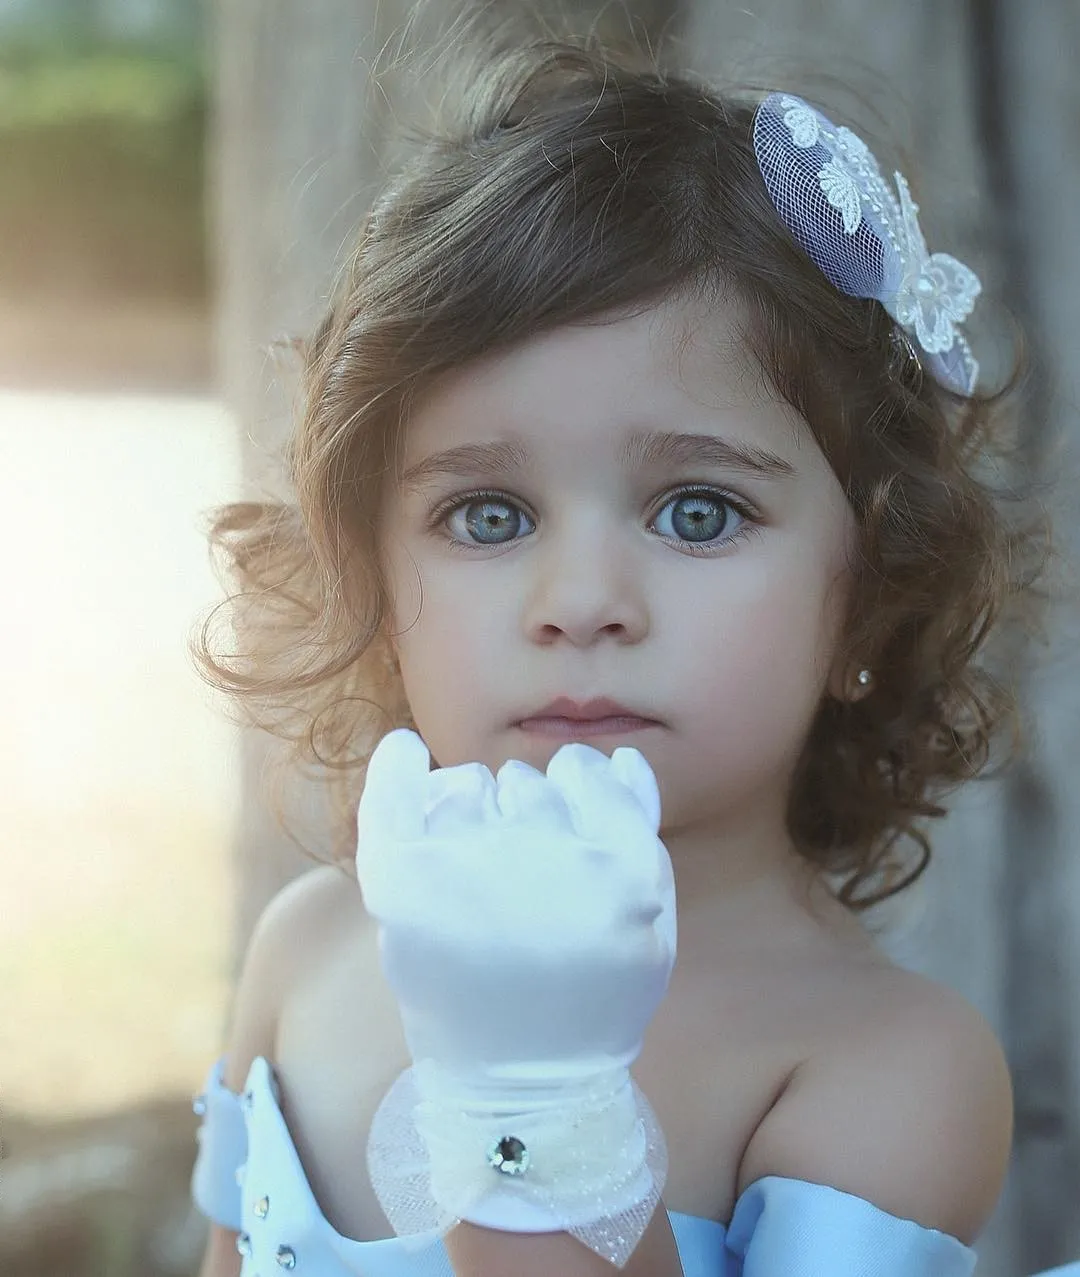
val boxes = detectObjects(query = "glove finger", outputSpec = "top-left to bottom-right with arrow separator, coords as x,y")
609,747 -> 662,834
357,729 -> 431,849
545,742 -> 654,850
495,758 -> 574,829
424,761 -> 499,834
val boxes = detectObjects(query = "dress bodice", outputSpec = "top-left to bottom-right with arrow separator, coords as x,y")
191,1054 -> 982,1275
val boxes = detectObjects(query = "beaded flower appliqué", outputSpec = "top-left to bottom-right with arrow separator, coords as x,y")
755,92 -> 982,395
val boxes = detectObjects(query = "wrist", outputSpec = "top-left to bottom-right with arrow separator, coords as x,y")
411,1056 -> 632,1113
412,1062 -> 656,1226
366,1061 -> 669,1268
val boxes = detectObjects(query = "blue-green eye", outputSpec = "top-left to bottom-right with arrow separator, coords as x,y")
652,490 -> 742,544
447,495 -> 535,545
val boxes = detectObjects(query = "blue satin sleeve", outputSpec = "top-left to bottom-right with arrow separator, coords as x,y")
190,1056 -> 247,1230
725,1176 -> 978,1276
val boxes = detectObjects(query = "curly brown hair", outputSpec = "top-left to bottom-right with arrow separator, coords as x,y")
190,20 -> 1047,910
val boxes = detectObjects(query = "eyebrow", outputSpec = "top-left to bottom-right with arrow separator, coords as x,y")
626,431 -> 795,479
401,430 -> 795,490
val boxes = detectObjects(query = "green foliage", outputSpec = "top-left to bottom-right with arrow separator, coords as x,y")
0,54 -> 203,130
0,46 -> 207,303
0,46 -> 205,129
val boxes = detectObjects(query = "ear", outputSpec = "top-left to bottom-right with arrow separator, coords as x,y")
827,657 -> 875,703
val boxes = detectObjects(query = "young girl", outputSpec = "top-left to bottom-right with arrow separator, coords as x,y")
188,21 -> 1056,1277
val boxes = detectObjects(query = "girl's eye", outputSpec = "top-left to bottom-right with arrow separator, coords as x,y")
650,488 -> 749,549
432,486 -> 756,553
443,494 -> 535,546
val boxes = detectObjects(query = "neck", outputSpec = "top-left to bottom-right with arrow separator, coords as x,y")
659,799 -> 858,947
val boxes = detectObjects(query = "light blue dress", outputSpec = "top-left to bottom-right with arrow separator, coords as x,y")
190,1054 -> 1071,1276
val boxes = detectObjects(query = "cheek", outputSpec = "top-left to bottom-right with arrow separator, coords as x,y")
673,547 -> 848,738
654,562 -> 846,829
386,563 -> 508,757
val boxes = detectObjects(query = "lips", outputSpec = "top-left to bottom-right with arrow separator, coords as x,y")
514,696 -> 660,737
523,696 -> 653,722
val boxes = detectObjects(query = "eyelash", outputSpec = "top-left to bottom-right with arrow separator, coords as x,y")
426,484 -> 762,556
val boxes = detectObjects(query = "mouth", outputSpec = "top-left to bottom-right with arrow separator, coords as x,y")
514,696 -> 661,738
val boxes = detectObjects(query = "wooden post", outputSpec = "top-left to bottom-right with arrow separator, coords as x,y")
211,0 -> 408,959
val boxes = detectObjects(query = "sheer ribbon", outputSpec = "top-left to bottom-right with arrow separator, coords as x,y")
366,1061 -> 669,1269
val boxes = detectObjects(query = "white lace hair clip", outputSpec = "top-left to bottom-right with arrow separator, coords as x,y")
752,92 -> 981,396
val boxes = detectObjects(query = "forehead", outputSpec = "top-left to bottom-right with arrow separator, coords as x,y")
401,293 -> 808,465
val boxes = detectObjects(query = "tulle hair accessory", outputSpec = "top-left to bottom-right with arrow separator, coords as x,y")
752,91 -> 982,395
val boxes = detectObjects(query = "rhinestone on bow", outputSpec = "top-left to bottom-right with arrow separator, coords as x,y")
487,1134 -> 530,1175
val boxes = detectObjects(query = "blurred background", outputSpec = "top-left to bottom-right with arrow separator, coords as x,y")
2,2 -> 1077,1275
0,2 -> 237,1273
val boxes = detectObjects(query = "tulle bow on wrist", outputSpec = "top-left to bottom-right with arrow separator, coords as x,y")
365,1062 -> 669,1270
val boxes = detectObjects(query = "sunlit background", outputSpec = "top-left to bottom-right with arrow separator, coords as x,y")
1,4 -> 237,1269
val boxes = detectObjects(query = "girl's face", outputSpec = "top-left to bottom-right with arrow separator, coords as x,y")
377,294 -> 857,846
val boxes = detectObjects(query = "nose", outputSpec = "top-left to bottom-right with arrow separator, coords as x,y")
521,519 -> 649,648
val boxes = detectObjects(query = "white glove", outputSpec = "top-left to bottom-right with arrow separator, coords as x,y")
355,729 -> 677,1268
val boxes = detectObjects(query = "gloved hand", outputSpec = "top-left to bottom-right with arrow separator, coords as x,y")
355,728 -> 677,1268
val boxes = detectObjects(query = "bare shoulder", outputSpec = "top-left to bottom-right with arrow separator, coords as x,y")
261,860 -> 365,937
737,963 -> 1013,1244
220,861 -> 363,1092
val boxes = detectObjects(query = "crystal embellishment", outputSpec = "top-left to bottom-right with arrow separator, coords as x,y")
275,1244 -> 297,1268
367,1064 -> 669,1270
254,1194 -> 270,1218
236,1232 -> 252,1256
486,1134 -> 530,1175
192,1092 -> 207,1117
